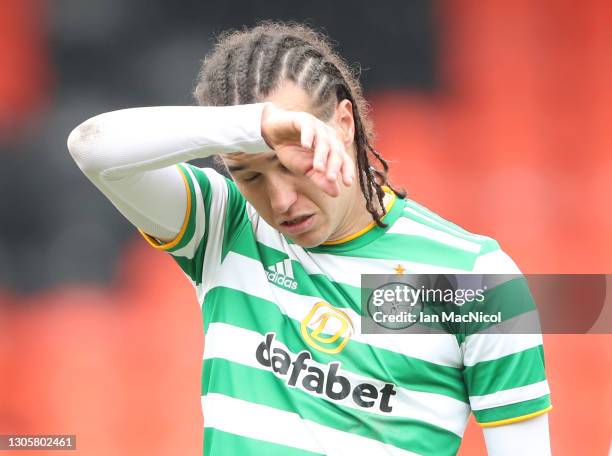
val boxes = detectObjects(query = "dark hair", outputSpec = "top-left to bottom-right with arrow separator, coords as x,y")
194,21 -> 405,227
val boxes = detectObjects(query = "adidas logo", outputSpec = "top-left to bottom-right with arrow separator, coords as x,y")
266,259 -> 298,290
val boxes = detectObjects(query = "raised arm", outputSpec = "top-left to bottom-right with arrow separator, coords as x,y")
66,103 -> 272,242
66,102 -> 354,243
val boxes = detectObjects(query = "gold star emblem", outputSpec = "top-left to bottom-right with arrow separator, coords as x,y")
394,264 -> 406,275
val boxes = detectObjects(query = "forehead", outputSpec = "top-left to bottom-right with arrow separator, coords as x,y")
221,151 -> 277,172
222,81 -> 317,170
265,80 -> 315,112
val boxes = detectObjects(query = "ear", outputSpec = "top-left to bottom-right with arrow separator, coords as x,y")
334,99 -> 355,147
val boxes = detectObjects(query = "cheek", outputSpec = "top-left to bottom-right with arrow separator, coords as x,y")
235,184 -> 270,214
312,196 -> 337,227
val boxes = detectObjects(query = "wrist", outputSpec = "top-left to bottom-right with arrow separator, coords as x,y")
260,101 -> 276,150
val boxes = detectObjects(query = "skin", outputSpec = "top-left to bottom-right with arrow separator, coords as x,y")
221,81 -> 383,248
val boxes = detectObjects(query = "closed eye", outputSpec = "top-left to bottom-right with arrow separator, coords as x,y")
242,173 -> 261,183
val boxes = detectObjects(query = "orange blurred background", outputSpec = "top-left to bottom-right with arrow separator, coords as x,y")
1,0 -> 610,454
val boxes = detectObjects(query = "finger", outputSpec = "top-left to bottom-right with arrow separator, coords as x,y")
326,139 -> 343,182
300,116 -> 315,150
327,179 -> 340,197
312,126 -> 330,172
340,150 -> 355,186
308,169 -> 340,197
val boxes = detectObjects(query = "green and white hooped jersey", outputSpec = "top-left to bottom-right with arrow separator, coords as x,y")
139,163 -> 552,456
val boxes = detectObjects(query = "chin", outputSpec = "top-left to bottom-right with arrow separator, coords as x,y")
287,228 -> 329,248
293,239 -> 322,248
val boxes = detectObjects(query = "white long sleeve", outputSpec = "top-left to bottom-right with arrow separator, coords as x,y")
67,103 -> 273,241
483,413 -> 552,455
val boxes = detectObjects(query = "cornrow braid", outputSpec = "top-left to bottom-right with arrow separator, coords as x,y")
235,33 -> 264,104
289,46 -> 322,86
259,35 -> 305,95
212,48 -> 233,106
194,21 -> 406,227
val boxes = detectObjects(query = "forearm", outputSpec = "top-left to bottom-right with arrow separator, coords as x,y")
67,103 -> 271,179
66,103 -> 272,240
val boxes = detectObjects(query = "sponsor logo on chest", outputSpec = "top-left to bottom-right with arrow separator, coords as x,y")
256,332 -> 397,413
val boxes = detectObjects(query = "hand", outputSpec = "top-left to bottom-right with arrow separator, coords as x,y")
261,102 -> 355,197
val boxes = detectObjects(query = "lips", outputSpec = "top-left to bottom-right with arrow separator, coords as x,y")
281,215 -> 312,226
279,214 -> 315,235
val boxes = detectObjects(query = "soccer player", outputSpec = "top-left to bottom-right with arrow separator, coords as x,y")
67,22 -> 551,456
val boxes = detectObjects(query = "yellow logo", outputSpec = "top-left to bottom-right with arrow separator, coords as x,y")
300,301 -> 354,354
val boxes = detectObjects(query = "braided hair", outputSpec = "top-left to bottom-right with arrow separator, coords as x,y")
194,21 -> 405,227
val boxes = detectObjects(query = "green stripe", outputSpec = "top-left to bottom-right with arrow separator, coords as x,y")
231,232 -> 287,268
447,277 -> 537,335
221,177 -> 250,261
337,233 -> 478,269
204,359 -> 462,455
227,232 -> 365,312
305,196 -> 407,254
169,164 -> 212,286
228,222 -> 265,260
464,346 -> 547,396
173,237 -> 206,285
204,428 -> 324,456
166,163 -> 198,253
473,394 -> 551,424
230,227 -> 474,303
203,287 -> 468,402
402,199 -> 496,248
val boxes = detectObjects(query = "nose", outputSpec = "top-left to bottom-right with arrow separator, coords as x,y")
267,176 -> 297,215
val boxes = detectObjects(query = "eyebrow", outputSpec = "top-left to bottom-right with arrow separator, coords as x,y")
226,154 -> 278,173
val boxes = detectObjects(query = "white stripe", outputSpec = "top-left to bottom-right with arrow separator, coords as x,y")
170,165 -> 206,259
305,252 -> 473,285
250,219 -> 474,289
203,393 -> 323,453
203,393 -> 422,456
469,380 -> 550,410
402,203 -> 489,243
462,333 -> 544,367
472,249 -> 521,274
205,322 -> 470,436
388,216 -> 481,253
199,168 -> 228,298
213,251 -> 464,368
284,258 -> 294,278
276,261 -> 285,275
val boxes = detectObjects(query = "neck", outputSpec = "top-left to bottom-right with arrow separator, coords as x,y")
326,186 -> 392,244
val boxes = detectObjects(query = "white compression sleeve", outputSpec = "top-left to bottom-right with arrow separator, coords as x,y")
67,103 -> 273,241
483,414 -> 551,455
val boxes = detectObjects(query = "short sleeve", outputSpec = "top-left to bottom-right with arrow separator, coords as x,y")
461,247 -> 552,427
138,163 -> 249,292
462,332 -> 552,427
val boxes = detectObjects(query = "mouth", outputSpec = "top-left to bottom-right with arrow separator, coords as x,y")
280,214 -> 315,235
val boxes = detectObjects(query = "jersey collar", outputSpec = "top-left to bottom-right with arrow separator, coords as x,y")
305,190 -> 405,253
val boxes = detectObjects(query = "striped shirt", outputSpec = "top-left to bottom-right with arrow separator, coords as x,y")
139,163 -> 552,456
